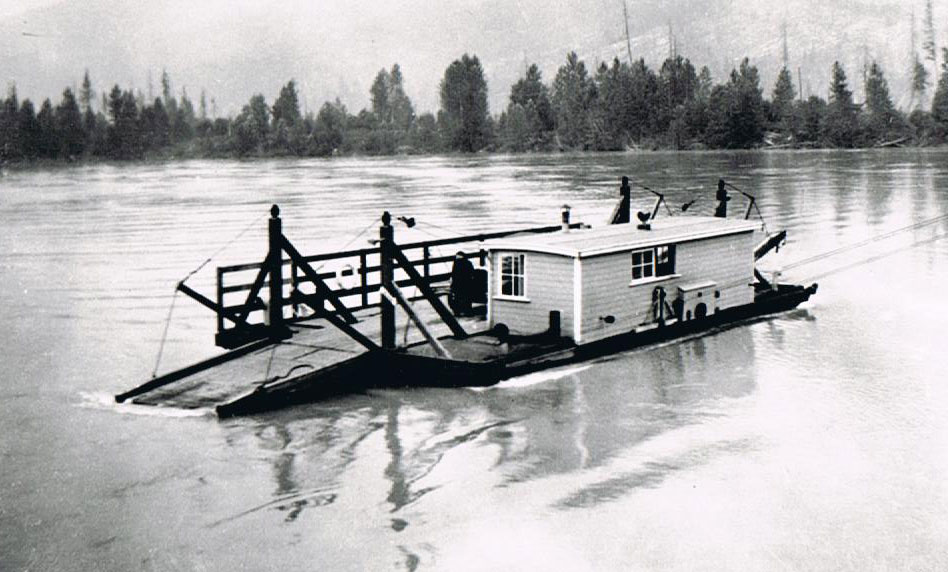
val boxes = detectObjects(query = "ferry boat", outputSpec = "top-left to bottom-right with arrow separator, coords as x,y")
116,176 -> 817,417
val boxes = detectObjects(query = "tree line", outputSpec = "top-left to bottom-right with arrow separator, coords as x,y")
3,51 -> 948,163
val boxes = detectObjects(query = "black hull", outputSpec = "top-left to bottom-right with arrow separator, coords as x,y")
217,283 -> 816,418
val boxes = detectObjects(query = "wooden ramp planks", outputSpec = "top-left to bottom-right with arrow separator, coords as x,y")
129,306 -> 487,410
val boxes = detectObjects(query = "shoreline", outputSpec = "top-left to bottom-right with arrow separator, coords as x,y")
3,144 -> 947,173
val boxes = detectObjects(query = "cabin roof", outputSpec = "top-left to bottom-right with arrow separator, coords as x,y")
482,216 -> 760,258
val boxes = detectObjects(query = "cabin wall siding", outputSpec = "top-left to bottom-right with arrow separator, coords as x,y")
489,251 -> 574,338
579,232 -> 755,344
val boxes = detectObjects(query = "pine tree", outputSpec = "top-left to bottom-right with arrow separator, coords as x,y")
593,58 -> 635,150
705,58 -> 766,148
551,52 -> 596,149
36,98 -> 58,158
506,63 -> 554,149
17,99 -> 40,159
0,85 -> 18,159
823,61 -> 858,147
771,67 -> 796,127
932,48 -> 948,129
863,61 -> 901,142
864,61 -> 895,117
923,0 -> 937,85
56,88 -> 85,158
79,71 -> 93,114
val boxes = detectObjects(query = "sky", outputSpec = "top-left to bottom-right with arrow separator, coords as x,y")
0,0 -> 944,117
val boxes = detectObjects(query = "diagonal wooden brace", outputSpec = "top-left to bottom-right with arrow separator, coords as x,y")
390,246 -> 466,338
177,282 -> 253,324
234,257 -> 271,327
384,283 -> 452,358
281,236 -> 358,324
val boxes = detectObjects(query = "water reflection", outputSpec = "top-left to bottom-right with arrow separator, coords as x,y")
234,320 -> 759,526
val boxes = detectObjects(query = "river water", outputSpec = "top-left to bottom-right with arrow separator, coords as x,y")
1,151 -> 947,571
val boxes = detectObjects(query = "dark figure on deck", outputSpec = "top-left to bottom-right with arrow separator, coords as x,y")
449,252 -> 475,316
715,179 -> 730,218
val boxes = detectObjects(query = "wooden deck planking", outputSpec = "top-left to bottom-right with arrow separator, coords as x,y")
131,304 -> 488,410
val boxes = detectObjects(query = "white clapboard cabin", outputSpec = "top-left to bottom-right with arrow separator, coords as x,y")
482,216 -> 761,345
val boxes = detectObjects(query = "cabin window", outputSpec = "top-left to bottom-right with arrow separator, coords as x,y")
631,245 -> 675,283
631,249 -> 654,280
499,253 -> 526,298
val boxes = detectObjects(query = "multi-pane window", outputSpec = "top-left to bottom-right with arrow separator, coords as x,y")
500,254 -> 526,297
631,249 -> 654,281
631,245 -> 675,283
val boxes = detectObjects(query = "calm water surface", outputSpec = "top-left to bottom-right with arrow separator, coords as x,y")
1,151 -> 947,571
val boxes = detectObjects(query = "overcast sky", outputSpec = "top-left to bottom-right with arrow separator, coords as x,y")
1,0 -> 943,116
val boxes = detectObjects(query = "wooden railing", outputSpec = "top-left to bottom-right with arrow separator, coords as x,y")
195,207 -> 581,349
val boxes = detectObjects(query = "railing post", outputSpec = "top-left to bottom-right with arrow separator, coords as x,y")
268,205 -> 284,334
359,252 -> 369,309
216,267 -> 225,336
423,246 -> 430,279
380,211 -> 396,349
290,260 -> 299,318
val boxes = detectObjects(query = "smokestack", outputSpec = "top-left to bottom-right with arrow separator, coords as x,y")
561,205 -> 571,232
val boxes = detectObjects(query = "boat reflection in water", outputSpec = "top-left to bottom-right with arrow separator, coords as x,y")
231,314 -> 769,566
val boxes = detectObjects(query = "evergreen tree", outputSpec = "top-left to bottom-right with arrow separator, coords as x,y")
106,86 -> 142,158
510,64 -> 555,132
592,59 -> 635,150
551,52 -> 597,149
932,48 -> 948,129
862,61 -> 901,143
55,88 -> 85,158
160,70 -> 173,110
823,61 -> 858,147
79,70 -> 93,114
696,66 -> 713,101
80,72 -> 97,142
771,67 -> 796,127
705,58 -> 766,148
627,59 -> 662,142
796,95 -> 827,144
0,85 -> 18,159
923,0 -> 937,84
912,56 -> 929,108
36,98 -> 58,158
140,98 -> 170,149
438,54 -> 491,152
505,63 -> 554,150
864,62 -> 895,117
17,99 -> 40,159
656,55 -> 698,142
